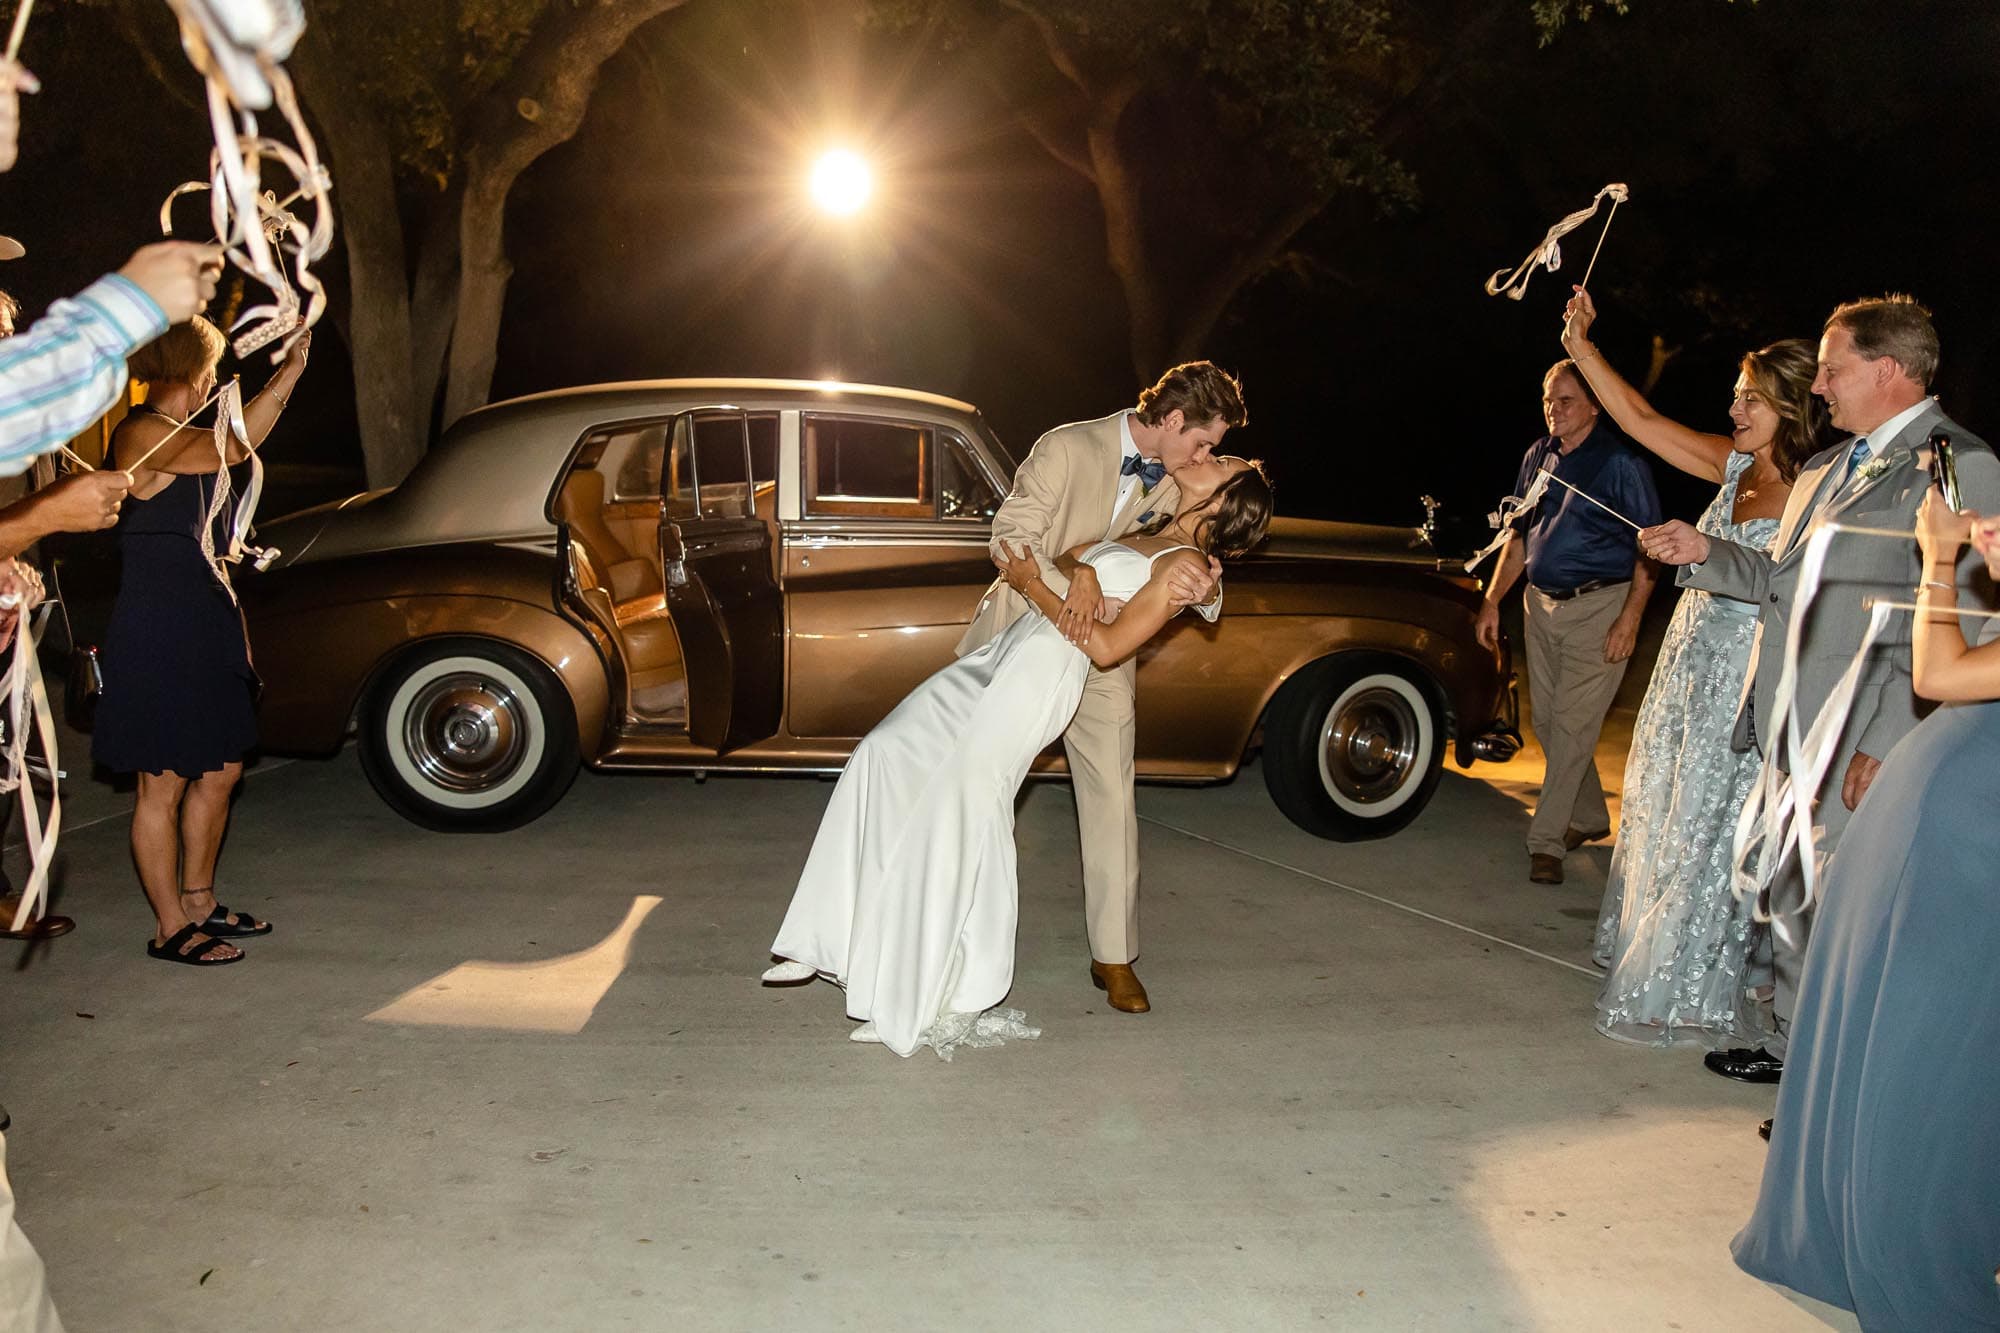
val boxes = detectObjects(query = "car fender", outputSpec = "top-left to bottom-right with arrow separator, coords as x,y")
1132,611 -> 1495,779
249,594 -> 611,759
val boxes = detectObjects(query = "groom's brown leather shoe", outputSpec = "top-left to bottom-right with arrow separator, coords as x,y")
1090,961 -> 1150,1013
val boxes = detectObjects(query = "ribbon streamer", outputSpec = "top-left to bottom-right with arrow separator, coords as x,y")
3,605 -> 61,934
1729,519 -> 1997,931
190,380 -> 277,601
1485,183 -> 1630,301
158,0 -> 331,362
1464,468 -> 1553,573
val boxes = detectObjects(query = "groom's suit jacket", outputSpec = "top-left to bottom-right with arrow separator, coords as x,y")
1680,399 -> 2000,766
956,409 -> 1216,660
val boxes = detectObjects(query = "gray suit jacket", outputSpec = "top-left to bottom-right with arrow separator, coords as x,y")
1680,399 -> 2000,764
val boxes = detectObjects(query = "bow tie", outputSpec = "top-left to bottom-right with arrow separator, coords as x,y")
1121,454 -> 1166,488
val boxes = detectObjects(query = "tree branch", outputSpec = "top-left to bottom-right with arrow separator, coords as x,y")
442,0 -> 691,427
1173,194 -> 1326,363
997,0 -> 1090,94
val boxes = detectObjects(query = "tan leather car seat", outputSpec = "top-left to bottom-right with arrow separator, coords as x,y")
557,470 -> 686,720
556,469 -> 664,612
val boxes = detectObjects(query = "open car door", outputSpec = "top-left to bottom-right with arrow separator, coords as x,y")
661,410 -> 784,753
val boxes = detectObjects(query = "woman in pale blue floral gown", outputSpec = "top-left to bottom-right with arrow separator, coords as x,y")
1559,289 -> 1826,1046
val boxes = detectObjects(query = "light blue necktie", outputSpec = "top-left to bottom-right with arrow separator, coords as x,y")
1840,436 -> 1872,487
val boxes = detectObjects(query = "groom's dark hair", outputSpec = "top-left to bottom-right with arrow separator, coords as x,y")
1135,361 -> 1247,430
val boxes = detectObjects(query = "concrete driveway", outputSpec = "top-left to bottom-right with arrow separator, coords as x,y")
2,719 -> 1855,1331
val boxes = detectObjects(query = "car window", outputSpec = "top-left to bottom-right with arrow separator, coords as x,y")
938,430 -> 1002,521
668,411 -> 780,522
809,415 -> 959,519
593,421 -> 668,502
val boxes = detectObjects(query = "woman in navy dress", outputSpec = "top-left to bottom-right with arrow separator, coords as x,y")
95,317 -> 307,966
1732,489 -> 2000,1329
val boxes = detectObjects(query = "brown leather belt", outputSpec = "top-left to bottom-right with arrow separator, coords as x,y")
1534,577 -> 1627,602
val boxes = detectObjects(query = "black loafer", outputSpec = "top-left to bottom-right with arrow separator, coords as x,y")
1704,1046 -> 1783,1084
1757,1118 -> 1772,1142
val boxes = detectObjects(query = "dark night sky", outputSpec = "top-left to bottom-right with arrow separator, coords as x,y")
6,0 -> 1998,540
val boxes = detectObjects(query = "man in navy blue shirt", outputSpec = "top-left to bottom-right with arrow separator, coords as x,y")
1476,360 -> 1661,884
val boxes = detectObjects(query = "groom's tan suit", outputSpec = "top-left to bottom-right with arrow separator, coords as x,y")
958,410 -> 1218,964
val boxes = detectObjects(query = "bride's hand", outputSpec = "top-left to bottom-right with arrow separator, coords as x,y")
996,541 -> 1042,594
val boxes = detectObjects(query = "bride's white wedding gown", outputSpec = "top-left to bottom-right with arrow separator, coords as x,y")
767,541 -> 1188,1058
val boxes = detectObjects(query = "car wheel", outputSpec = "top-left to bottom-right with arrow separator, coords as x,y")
358,638 -> 580,832
1261,655 -> 1446,841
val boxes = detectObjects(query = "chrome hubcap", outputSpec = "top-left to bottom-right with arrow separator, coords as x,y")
405,673 -> 527,793
1320,686 -> 1420,805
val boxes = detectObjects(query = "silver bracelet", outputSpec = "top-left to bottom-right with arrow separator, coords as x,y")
1919,579 -> 1956,596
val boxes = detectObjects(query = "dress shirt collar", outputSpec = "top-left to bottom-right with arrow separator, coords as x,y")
1850,397 -> 1933,458
1118,410 -> 1142,461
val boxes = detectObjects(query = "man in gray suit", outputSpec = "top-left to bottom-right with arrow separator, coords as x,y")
1641,295 -> 2000,1084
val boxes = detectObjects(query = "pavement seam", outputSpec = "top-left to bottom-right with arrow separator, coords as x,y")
1139,814 -> 1603,980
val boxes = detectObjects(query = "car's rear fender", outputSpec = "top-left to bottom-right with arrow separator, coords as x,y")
250,594 -> 611,759
1133,614 -> 1498,778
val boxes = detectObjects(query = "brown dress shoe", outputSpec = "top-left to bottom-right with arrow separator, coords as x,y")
1090,961 -> 1150,1013
1564,826 -> 1612,852
0,895 -> 74,941
1528,853 -> 1564,885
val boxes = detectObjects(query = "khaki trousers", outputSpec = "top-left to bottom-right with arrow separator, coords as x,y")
1523,583 -> 1631,859
1062,660 -> 1140,964
0,1132 -> 64,1333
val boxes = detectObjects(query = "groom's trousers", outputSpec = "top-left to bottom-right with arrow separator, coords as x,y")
1063,659 -> 1141,965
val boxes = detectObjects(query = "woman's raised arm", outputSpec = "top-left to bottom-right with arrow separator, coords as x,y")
1562,287 -> 1732,484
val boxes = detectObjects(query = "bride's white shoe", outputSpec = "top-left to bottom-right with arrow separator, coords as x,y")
761,959 -> 817,984
848,1021 -> 883,1044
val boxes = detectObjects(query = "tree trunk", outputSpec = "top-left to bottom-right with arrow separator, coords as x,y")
290,24 -> 424,486
408,195 -> 463,441
1079,82 -> 1167,385
439,0 -> 690,429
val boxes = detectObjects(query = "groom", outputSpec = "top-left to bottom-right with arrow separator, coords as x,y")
958,362 -> 1245,1013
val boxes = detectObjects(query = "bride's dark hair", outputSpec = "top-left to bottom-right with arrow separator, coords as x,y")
1139,459 -> 1274,558
1197,460 -> 1274,559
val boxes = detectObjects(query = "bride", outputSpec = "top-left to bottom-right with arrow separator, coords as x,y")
761,455 -> 1273,1057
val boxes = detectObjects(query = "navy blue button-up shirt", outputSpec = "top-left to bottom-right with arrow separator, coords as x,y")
1509,423 -> 1661,592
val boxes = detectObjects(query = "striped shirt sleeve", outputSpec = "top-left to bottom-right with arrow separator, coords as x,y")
0,273 -> 169,475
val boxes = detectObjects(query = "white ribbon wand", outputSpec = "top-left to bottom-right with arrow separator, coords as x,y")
4,0 -> 33,62
1464,468 -> 1553,573
1485,183 -> 1630,301
1538,467 -> 1642,530
1730,519 -> 1998,931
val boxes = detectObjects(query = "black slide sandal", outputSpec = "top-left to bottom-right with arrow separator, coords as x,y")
197,904 -> 272,938
146,923 -> 246,966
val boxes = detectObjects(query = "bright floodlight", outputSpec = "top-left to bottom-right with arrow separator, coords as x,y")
810,149 -> 873,216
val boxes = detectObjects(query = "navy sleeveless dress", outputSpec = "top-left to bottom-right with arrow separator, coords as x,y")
92,455 -> 260,778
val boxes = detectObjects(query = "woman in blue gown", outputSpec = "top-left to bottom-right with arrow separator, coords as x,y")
1733,492 -> 2000,1329
1559,289 -> 1825,1045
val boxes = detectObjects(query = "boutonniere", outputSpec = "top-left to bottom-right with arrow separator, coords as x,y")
1855,454 -> 1895,483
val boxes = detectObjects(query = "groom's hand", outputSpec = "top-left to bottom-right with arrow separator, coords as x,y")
1057,566 -> 1103,644
1165,556 -> 1220,610
1097,597 -> 1127,623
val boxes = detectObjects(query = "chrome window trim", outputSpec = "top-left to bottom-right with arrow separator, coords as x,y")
778,410 -> 802,523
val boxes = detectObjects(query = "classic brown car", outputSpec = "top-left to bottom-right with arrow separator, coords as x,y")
243,379 -> 1518,835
